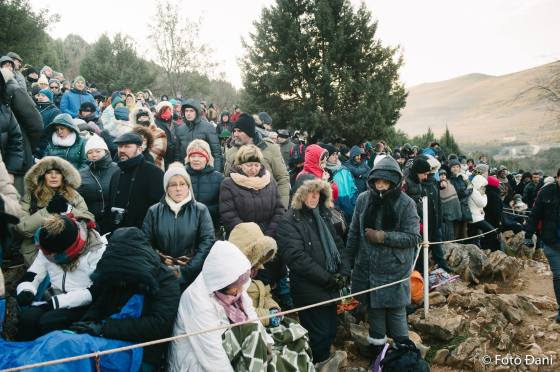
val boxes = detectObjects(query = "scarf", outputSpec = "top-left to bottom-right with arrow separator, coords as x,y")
230,170 -> 271,190
214,271 -> 251,323
51,131 -> 77,147
165,194 -> 192,217
364,186 -> 401,231
118,153 -> 144,170
311,207 -> 340,273
326,160 -> 342,173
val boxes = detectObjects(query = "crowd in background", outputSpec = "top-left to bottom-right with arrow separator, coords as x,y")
1,52 -> 559,371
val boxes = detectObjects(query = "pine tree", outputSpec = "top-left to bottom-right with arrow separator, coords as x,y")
80,34 -> 155,93
439,126 -> 461,155
241,0 -> 406,143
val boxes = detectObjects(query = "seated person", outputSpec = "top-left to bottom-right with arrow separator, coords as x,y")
16,214 -> 105,340
70,227 -> 181,370
228,222 -> 282,327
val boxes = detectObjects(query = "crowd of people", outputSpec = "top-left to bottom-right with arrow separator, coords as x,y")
1,52 -> 559,371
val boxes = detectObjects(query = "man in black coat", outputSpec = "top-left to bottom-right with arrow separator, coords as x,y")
403,157 -> 451,272
107,132 -> 164,232
70,227 -> 181,369
0,69 -> 24,179
524,170 -> 560,324
174,99 -> 223,171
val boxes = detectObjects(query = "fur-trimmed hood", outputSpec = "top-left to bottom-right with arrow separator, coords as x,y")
291,178 -> 333,210
130,106 -> 156,127
24,156 -> 81,193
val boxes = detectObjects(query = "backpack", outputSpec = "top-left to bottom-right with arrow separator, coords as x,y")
379,338 -> 430,372
289,143 -> 305,167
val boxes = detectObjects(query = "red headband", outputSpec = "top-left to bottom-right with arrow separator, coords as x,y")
188,149 -> 210,162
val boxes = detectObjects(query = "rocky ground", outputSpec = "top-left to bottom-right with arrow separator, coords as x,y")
338,233 -> 559,371
2,232 -> 559,371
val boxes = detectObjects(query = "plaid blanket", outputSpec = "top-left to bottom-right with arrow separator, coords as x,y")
222,317 -> 315,372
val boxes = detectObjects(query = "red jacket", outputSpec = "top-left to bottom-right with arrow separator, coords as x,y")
296,144 -> 339,200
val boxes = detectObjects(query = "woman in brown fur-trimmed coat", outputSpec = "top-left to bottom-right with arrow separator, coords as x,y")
16,156 -> 94,266
130,107 -> 167,170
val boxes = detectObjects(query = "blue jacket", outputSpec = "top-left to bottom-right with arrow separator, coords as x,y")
60,88 -> 97,118
345,145 -> 370,193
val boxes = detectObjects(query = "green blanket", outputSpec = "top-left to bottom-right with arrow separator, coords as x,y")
222,318 -> 315,372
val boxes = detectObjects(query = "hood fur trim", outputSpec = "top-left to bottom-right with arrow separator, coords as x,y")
24,156 -> 81,193
291,179 -> 333,210
130,107 -> 155,127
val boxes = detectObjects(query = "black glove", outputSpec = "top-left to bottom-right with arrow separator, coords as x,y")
326,275 -> 339,290
16,291 -> 35,306
69,321 -> 104,336
334,273 -> 349,289
46,194 -> 69,214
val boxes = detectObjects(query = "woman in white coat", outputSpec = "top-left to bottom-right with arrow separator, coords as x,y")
467,174 -> 495,249
168,240 -> 270,372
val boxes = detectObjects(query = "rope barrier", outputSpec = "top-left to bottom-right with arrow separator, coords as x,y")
503,207 -> 530,215
3,246 -> 424,372
502,210 -> 529,218
428,227 -> 499,245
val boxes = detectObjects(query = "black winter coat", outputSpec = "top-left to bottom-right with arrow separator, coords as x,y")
484,185 -> 502,229
219,168 -> 286,237
84,227 -> 181,366
4,78 -> 43,175
175,102 -> 223,172
276,205 -> 343,307
0,104 -> 23,173
78,153 -> 119,234
108,154 -> 164,232
186,164 -> 224,226
449,173 -> 472,222
142,197 -> 215,285
525,183 -> 560,247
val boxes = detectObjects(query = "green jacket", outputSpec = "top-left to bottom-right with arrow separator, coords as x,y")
43,119 -> 86,170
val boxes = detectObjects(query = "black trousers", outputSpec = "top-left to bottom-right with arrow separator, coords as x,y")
298,304 -> 337,363
469,220 -> 499,251
17,305 -> 88,341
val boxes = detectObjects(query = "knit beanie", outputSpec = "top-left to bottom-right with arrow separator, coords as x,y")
39,89 -> 53,102
233,113 -> 256,139
258,112 -> 272,125
111,95 -> 124,108
38,75 -> 49,85
163,162 -> 192,190
475,163 -> 489,175
186,139 -> 214,166
73,75 -> 86,85
114,106 -> 130,121
411,157 -> 431,174
79,101 -> 97,113
85,134 -> 109,154
487,175 -> 500,188
449,159 -> 461,168
48,78 -> 60,87
39,215 -> 80,254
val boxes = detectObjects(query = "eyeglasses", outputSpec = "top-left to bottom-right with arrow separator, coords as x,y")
49,86 -> 59,89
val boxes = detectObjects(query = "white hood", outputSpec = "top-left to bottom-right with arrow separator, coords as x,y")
168,241 -> 258,372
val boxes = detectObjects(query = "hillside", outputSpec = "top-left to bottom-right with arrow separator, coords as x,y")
397,61 -> 560,145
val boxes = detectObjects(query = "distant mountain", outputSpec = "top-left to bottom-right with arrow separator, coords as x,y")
397,61 -> 560,145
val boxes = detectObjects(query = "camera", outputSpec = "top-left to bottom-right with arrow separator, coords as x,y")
111,207 -> 126,226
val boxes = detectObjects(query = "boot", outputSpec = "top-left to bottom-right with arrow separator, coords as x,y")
553,277 -> 560,324
315,350 -> 347,372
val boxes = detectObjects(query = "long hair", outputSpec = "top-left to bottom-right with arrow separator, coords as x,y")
34,175 -> 78,208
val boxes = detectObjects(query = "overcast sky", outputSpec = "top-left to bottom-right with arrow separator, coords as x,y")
30,0 -> 560,89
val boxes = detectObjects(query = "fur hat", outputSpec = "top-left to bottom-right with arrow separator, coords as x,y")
235,144 -> 264,165
228,222 -> 277,269
85,134 -> 109,154
163,162 -> 191,190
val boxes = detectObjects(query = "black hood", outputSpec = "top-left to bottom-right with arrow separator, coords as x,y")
91,227 -> 161,294
181,98 -> 201,125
